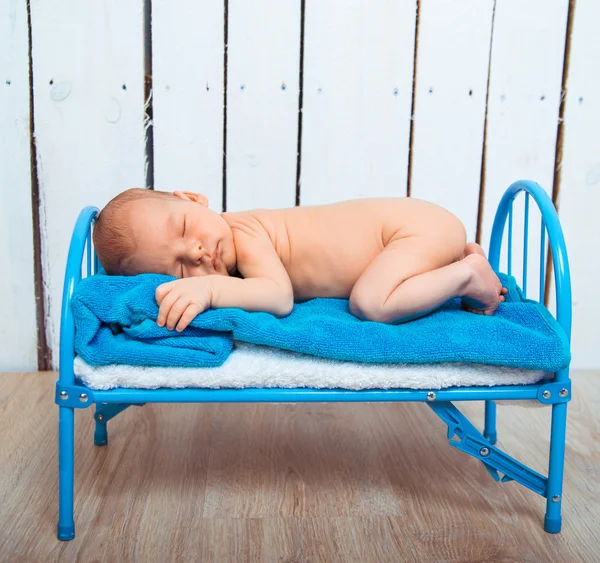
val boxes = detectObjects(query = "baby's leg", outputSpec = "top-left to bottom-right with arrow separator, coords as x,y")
349,237 -> 506,324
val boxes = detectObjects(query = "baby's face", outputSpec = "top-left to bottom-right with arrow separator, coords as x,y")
123,193 -> 235,278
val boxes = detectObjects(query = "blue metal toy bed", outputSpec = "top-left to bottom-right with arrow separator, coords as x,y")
55,180 -> 572,540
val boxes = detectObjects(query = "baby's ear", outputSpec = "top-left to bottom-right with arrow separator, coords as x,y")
173,191 -> 209,206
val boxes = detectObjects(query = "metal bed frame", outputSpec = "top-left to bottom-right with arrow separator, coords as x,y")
55,180 -> 572,540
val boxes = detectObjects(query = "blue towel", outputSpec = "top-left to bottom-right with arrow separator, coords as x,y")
71,273 -> 570,371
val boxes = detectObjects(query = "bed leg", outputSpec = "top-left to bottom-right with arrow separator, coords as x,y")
93,403 -> 140,445
544,402 -> 568,533
94,404 -> 108,446
94,419 -> 108,446
57,406 -> 75,541
484,400 -> 497,445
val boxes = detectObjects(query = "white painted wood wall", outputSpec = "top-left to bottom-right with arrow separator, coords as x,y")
0,0 -> 37,371
1,0 -> 598,371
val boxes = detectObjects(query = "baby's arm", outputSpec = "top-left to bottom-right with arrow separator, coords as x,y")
209,229 -> 294,313
156,228 -> 294,331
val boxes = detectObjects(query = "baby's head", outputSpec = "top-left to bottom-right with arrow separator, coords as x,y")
93,188 -> 236,278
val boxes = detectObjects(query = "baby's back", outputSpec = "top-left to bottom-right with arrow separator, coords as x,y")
233,198 -> 460,300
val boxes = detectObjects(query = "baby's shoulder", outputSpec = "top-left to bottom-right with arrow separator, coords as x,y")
224,210 -> 269,235
223,210 -> 283,249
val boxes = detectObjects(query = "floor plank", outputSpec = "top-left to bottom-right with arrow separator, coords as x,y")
0,371 -> 598,562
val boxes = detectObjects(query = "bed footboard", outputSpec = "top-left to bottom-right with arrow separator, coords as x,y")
487,179 -> 572,533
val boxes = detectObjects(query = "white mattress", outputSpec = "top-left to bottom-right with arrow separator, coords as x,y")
74,342 -> 548,391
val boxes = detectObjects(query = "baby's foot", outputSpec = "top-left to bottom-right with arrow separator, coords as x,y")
460,253 -> 507,315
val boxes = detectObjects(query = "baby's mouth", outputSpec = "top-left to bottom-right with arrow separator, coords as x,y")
211,243 -> 221,271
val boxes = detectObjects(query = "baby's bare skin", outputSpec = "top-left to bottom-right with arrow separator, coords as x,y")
227,198 -> 466,300
120,191 -> 506,331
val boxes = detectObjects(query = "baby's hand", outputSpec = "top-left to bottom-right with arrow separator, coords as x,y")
155,278 -> 213,332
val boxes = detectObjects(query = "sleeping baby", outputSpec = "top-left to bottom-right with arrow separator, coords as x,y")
93,189 -> 507,332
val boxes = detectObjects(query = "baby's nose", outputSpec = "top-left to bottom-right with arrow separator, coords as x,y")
190,240 -> 204,260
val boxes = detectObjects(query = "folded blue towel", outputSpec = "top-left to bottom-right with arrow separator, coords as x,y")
71,273 -> 570,371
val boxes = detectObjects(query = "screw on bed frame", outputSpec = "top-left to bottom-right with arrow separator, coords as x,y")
59,391 -> 68,400
559,388 -> 569,398
426,392 -> 436,401
97,414 -> 104,421
479,447 -> 490,457
542,390 -> 551,399
552,495 -> 561,503
79,393 -> 89,403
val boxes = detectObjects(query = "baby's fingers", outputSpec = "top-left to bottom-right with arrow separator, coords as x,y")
156,281 -> 174,305
157,289 -> 179,327
166,297 -> 189,331
175,303 -> 202,332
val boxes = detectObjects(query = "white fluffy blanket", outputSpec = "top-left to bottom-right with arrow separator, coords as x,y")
74,342 -> 547,392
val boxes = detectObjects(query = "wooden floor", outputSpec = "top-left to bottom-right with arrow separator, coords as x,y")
0,372 -> 598,562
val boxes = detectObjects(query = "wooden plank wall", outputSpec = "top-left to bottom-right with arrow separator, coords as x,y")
1,0 -> 598,370
0,0 -> 37,371
226,0 -> 302,211
28,0 -> 147,367
152,0 -> 224,209
410,0 -> 494,241
551,0 -> 599,368
480,0 -> 570,303
300,0 -> 416,204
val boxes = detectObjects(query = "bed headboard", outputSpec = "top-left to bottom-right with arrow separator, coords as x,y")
60,206 -> 99,378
